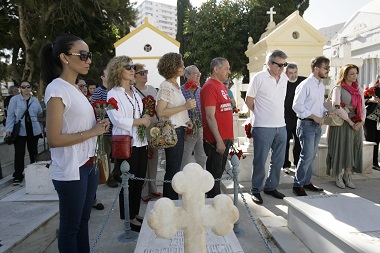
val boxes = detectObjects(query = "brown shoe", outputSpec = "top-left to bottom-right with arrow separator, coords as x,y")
293,186 -> 307,196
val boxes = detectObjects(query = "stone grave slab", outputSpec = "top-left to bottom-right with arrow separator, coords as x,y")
25,161 -> 56,195
135,199 -> 244,253
284,193 -> 380,253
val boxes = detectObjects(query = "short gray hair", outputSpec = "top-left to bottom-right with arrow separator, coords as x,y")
184,65 -> 196,81
210,57 -> 227,74
285,62 -> 298,72
266,50 -> 287,64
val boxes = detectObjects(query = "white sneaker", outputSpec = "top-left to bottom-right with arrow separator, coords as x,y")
335,170 -> 345,189
343,172 -> 356,189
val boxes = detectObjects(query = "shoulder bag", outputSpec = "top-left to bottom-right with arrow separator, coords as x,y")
4,101 -> 32,145
323,87 -> 344,126
149,120 -> 178,149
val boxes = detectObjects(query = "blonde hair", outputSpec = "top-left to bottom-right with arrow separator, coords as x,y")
134,63 -> 145,72
106,55 -> 133,90
336,64 -> 359,86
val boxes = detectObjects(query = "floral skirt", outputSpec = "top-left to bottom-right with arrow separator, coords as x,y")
326,121 -> 363,177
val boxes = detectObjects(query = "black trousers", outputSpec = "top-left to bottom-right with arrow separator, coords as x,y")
13,135 -> 39,180
203,139 -> 232,198
119,146 -> 147,220
284,120 -> 301,168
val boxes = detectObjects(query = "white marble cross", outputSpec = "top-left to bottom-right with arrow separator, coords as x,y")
148,163 -> 239,253
267,6 -> 276,23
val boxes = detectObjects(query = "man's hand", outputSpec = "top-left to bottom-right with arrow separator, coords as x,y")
216,140 -> 226,154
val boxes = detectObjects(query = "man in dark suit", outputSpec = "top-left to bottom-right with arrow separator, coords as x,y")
283,63 -> 306,174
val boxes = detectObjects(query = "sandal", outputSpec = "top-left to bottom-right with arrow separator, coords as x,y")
141,196 -> 152,203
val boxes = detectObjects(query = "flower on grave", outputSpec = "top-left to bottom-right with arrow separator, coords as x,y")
137,95 -> 156,142
364,87 -> 376,98
92,98 -> 118,171
245,123 -> 252,139
229,143 -> 246,160
184,80 -> 202,136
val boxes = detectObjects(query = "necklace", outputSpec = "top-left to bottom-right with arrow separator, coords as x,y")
125,89 -> 141,119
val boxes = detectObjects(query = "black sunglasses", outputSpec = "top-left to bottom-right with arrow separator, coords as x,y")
21,85 -> 31,89
136,70 -> 148,76
65,50 -> 92,61
124,64 -> 136,71
272,61 -> 288,68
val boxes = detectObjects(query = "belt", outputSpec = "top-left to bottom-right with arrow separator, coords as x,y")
298,118 -> 313,121
81,157 -> 94,167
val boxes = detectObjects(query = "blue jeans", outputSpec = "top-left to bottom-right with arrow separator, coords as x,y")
53,164 -> 98,253
294,119 -> 321,187
163,126 -> 185,200
251,127 -> 286,193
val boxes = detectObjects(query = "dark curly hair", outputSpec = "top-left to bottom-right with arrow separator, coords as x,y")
157,52 -> 183,79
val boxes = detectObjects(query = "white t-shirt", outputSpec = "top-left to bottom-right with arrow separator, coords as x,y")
246,69 -> 288,127
44,78 -> 97,181
156,80 -> 190,128
107,86 -> 148,147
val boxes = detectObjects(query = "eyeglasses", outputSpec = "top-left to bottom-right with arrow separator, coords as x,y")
21,85 -> 31,89
191,72 -> 201,77
136,70 -> 148,76
65,50 -> 92,61
272,61 -> 288,68
322,66 -> 330,70
124,64 -> 136,71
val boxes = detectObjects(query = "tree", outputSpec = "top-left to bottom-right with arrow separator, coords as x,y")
0,0 -> 137,99
176,0 -> 192,57
183,0 -> 251,83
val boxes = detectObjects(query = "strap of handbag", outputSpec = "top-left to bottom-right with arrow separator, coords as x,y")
20,100 -> 32,120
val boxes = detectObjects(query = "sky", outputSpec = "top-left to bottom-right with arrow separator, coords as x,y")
135,0 -> 374,29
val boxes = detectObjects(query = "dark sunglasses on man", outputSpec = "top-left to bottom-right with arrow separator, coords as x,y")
136,70 -> 148,76
65,50 -> 92,61
21,85 -> 31,89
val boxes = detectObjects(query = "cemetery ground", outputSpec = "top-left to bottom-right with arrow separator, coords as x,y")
1,137 -> 380,252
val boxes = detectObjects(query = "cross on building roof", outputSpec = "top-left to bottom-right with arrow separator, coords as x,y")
267,6 -> 276,23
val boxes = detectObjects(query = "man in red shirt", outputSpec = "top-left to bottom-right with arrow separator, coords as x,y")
200,57 -> 233,198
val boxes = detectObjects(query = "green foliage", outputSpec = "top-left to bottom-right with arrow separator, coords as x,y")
176,0 -> 191,56
182,0 -> 309,83
184,0 -> 251,83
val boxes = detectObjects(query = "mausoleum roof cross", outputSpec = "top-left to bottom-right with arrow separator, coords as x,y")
267,6 -> 276,23
148,163 -> 239,253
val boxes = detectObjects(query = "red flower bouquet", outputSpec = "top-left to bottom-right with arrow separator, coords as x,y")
364,87 -> 376,98
229,143 -> 246,160
184,80 -> 202,136
92,98 -> 118,174
245,123 -> 252,139
138,95 -> 157,142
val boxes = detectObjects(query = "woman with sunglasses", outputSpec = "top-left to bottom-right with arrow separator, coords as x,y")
106,56 -> 151,232
133,63 -> 162,203
5,80 -> 43,185
40,33 -> 109,253
156,52 -> 196,200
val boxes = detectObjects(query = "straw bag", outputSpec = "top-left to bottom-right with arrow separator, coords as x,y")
149,120 -> 178,148
112,135 -> 132,159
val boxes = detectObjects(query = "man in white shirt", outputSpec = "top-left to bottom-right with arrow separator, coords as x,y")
245,50 -> 288,205
292,56 -> 330,196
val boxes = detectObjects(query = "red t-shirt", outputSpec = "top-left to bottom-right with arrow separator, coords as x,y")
200,78 -> 234,142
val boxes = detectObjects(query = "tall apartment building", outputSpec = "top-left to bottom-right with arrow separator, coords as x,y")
135,0 -> 177,39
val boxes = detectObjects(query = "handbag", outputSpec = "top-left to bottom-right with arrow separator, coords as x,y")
149,120 -> 178,149
366,106 -> 380,121
4,101 -> 31,145
112,135 -> 132,159
323,87 -> 344,126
